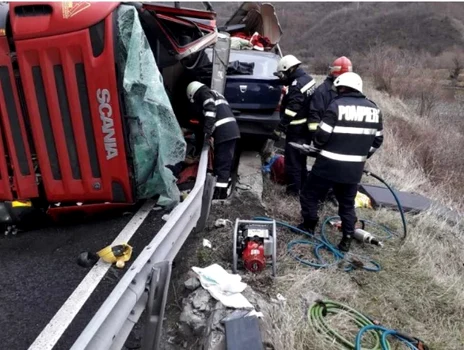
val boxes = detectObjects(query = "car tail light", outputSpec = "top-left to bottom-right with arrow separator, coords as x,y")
275,86 -> 287,112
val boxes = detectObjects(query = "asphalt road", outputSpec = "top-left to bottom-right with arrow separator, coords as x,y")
0,205 -> 166,350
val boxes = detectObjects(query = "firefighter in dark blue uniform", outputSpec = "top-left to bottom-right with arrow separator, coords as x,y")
187,81 -> 241,200
274,55 -> 316,196
308,56 -> 353,204
307,56 -> 353,140
299,72 -> 384,252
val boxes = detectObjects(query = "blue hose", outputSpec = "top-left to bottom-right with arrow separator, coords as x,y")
253,216 -> 392,272
355,325 -> 420,350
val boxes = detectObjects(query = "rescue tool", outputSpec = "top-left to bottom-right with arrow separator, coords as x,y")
232,219 -> 277,277
329,218 -> 384,247
288,141 -> 320,157
77,243 -> 133,269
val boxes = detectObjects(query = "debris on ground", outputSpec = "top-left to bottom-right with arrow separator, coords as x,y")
179,299 -> 208,336
176,274 -> 271,350
214,218 -> 233,228
224,314 -> 263,350
184,277 -> 201,291
203,239 -> 213,249
221,310 -> 249,322
235,183 -> 252,191
192,264 -> 254,309
159,152 -> 271,350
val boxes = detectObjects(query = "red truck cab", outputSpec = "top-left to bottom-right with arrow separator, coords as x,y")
0,2 -> 218,230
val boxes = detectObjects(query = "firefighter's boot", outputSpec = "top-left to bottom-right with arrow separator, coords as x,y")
213,187 -> 228,200
338,234 -> 353,252
297,219 -> 318,234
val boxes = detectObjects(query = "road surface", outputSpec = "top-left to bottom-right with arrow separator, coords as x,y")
0,201 -> 166,350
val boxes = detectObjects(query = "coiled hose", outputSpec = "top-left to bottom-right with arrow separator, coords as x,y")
254,170 -> 407,272
254,216 -> 390,272
308,300 -> 426,350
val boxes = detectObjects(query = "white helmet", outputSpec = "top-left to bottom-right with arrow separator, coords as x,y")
276,55 -> 302,73
186,81 -> 205,101
333,72 -> 363,93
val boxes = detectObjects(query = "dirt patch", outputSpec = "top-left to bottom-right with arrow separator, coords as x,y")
160,187 -> 268,350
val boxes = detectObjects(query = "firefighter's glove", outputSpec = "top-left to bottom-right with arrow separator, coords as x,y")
270,130 -> 281,141
276,122 -> 288,134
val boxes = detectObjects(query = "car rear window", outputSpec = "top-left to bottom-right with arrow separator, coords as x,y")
205,49 -> 279,78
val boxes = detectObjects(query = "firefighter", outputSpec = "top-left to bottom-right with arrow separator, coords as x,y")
308,56 -> 353,205
274,55 -> 316,196
307,56 -> 353,140
186,81 -> 241,200
299,72 -> 384,252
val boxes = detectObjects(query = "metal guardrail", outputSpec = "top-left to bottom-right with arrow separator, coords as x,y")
72,28 -> 231,350
71,145 -> 213,350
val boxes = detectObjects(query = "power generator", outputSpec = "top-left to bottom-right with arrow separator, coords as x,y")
232,219 -> 277,277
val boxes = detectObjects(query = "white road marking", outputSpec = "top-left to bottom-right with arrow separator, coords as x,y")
28,200 -> 156,350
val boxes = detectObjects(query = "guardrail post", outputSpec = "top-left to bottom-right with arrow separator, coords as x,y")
197,173 -> 216,231
141,261 -> 172,350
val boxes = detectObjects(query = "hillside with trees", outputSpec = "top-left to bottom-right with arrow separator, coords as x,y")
210,2 -> 464,57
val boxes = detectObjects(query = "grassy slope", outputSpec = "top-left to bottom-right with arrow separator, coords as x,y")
260,77 -> 464,350
184,3 -> 464,348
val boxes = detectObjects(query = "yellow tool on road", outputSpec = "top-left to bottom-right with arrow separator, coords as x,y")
97,244 -> 133,269
77,243 -> 133,269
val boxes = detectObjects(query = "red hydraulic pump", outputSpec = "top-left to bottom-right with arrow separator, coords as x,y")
242,240 -> 266,272
232,219 -> 277,277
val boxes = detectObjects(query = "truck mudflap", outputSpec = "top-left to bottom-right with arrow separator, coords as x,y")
10,5 -> 134,204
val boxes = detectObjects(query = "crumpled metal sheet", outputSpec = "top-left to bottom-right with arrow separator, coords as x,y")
224,2 -> 283,45
117,5 -> 186,206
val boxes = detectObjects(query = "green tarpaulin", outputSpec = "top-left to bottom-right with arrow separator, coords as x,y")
116,5 -> 186,207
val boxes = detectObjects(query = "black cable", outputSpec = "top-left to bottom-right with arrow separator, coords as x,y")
363,170 -> 407,240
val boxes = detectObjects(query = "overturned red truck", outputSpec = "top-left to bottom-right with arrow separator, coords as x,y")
0,2 -> 219,231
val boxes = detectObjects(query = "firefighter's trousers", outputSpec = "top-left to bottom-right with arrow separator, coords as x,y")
300,173 -> 358,236
214,139 -> 237,190
284,131 -> 308,196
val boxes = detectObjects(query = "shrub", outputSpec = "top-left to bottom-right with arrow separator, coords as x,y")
363,44 -> 420,93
